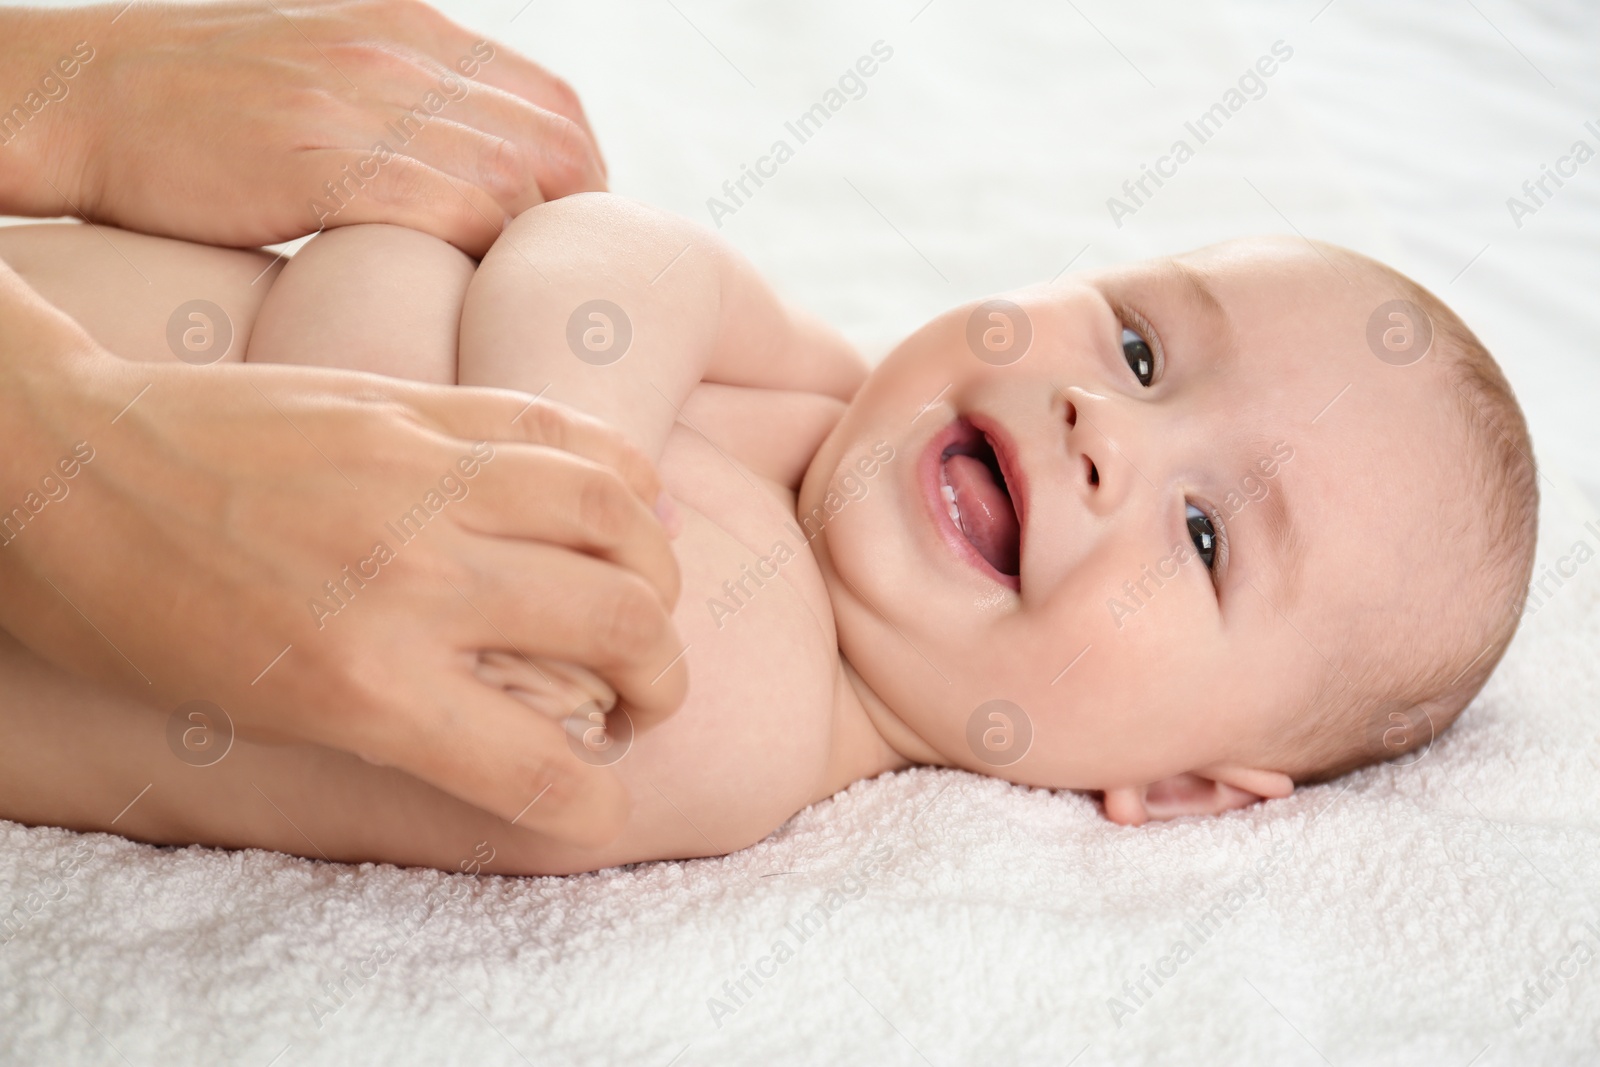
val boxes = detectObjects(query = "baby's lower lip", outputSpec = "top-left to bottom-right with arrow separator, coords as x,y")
917,418 -> 1021,591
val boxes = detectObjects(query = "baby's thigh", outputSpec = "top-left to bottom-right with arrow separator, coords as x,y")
246,225 -> 473,384
0,222 -> 277,365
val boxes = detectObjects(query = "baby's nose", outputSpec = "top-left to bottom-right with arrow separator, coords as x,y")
1056,388 -> 1133,517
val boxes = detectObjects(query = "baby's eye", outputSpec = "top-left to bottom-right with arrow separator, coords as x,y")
1186,503 -> 1217,570
1122,327 -> 1154,387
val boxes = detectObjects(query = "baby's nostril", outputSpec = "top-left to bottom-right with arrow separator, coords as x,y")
1064,399 -> 1077,429
1087,459 -> 1099,487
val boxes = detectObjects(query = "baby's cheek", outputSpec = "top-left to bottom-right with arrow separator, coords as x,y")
1042,573 -> 1219,738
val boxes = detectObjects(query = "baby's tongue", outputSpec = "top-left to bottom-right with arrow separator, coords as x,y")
945,453 -> 1020,575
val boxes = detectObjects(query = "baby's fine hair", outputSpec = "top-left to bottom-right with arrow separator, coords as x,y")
1277,246 -> 1539,782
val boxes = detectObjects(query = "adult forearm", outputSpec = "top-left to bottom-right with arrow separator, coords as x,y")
0,261 -> 120,685
0,6 -> 99,218
0,261 -> 102,499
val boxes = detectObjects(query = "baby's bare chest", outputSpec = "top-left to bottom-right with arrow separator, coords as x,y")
606,396 -> 844,844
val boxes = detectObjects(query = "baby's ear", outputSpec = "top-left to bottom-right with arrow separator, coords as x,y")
1101,766 -> 1294,826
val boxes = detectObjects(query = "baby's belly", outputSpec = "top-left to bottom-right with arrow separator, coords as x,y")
541,425 -> 843,869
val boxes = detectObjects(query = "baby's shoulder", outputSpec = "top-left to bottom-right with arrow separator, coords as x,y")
678,382 -> 845,490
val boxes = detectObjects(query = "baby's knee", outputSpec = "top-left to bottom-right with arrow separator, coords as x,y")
300,223 -> 474,268
247,224 -> 475,384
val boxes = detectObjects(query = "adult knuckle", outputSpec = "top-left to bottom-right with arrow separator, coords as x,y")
538,116 -> 592,191
368,0 -> 433,31
522,400 -> 571,448
331,39 -> 414,81
393,0 -> 447,32
520,755 -> 586,818
317,652 -> 398,754
345,404 -> 424,467
368,158 -> 433,209
543,74 -> 583,119
593,576 -> 664,659
575,469 -> 630,546
477,135 -> 528,202
403,534 -> 478,590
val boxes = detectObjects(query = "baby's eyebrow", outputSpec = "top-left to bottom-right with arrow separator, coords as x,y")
1167,260 -> 1238,360
1171,259 -> 1226,322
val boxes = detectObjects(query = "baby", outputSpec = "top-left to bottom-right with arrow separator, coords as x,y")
0,193 -> 1538,875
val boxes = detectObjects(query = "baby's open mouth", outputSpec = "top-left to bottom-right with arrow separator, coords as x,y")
939,419 -> 1021,577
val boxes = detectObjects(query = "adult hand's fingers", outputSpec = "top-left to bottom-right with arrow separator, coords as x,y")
291,149 -> 508,258
401,386 -> 670,522
452,538 -> 689,732
462,47 -> 609,184
284,371 -> 680,605
435,82 -> 605,205
355,98 -> 595,223
460,447 -> 680,607
375,673 -> 631,845
380,44 -> 605,204
362,5 -> 607,182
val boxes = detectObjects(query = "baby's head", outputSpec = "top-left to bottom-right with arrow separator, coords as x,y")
801,235 -> 1538,823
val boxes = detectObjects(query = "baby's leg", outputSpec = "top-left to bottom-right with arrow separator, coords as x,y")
245,225 -> 474,384
0,222 -> 280,364
0,619 -> 619,874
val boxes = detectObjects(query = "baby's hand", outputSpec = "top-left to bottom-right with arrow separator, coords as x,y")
475,650 -> 619,732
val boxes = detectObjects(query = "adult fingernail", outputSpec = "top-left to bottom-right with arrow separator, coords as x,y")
655,490 -> 682,538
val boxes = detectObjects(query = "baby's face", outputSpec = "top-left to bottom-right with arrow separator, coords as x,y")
803,237 -> 1459,794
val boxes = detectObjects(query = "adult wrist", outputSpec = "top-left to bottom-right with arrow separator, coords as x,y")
0,6 -> 106,218
0,265 -> 117,498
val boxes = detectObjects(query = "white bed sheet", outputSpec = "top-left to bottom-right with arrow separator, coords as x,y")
2,1 -> 1599,1064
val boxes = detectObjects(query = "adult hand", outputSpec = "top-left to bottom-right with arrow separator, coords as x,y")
0,264 -> 686,847
0,0 -> 605,256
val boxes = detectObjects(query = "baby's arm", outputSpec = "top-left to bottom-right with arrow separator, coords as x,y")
458,193 -> 864,460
